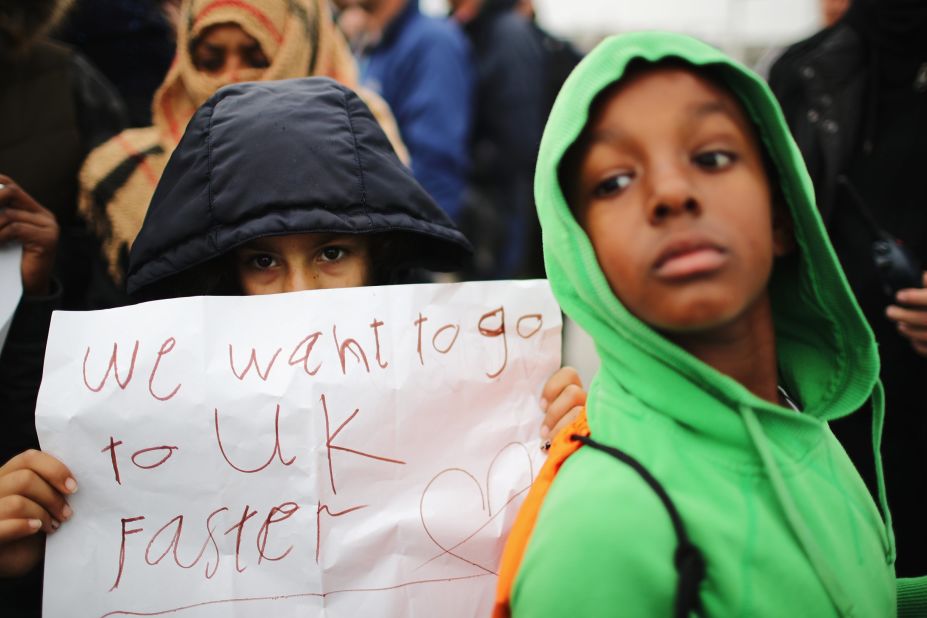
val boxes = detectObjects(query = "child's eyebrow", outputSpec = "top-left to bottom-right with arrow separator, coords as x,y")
239,234 -> 354,252
585,99 -> 738,148
586,128 -> 629,148
689,100 -> 740,124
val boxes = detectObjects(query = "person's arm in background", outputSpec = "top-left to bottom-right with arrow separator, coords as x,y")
0,178 -> 61,465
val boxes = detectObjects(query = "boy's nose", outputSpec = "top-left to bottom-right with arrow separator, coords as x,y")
646,166 -> 701,224
283,267 -> 318,293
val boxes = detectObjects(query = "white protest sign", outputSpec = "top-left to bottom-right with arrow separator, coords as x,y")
36,280 -> 561,617
0,243 -> 22,352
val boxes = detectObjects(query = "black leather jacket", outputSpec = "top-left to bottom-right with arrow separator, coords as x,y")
768,23 -> 869,222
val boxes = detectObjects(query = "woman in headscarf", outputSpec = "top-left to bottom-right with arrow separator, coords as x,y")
78,0 -> 406,298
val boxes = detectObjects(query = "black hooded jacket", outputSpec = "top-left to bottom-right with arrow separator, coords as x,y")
769,0 -> 927,576
127,77 -> 471,298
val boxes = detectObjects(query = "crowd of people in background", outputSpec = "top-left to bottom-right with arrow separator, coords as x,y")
1,0 -> 927,615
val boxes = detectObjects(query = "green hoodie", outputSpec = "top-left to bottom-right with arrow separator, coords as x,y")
509,32 -> 919,616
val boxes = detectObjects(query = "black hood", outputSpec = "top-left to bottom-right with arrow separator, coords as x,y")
127,77 -> 472,296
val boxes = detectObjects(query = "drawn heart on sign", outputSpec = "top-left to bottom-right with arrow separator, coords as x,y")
418,442 -> 535,574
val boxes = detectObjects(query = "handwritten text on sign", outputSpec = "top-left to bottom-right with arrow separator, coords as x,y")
36,281 -> 560,617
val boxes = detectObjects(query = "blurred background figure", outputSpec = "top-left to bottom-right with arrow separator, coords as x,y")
76,0 -> 403,308
0,0 -> 127,311
449,0 -> 545,279
336,2 -> 372,52
334,0 -> 474,235
53,0 -> 177,127
821,0 -> 850,26
769,0 -> 927,576
754,0 -> 850,76
516,0 -> 583,122
450,0 -> 580,279
0,1 -> 126,613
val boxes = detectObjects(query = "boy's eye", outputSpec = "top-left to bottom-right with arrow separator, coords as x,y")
693,150 -> 737,170
249,254 -> 277,270
592,173 -> 634,198
319,246 -> 347,262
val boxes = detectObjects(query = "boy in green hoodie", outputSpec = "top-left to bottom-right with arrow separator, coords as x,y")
495,32 -> 927,616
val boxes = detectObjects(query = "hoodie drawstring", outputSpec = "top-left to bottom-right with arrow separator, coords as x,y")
740,405 -> 854,616
870,380 -> 897,562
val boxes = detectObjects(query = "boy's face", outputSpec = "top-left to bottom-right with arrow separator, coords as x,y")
235,233 -> 371,295
571,67 -> 790,334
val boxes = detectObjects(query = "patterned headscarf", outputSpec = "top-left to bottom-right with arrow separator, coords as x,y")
154,0 -> 357,146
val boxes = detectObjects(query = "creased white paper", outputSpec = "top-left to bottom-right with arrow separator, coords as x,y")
36,280 -> 561,618
0,243 -> 22,353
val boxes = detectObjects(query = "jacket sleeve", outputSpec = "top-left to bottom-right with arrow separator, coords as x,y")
898,576 -> 927,617
0,280 -> 62,464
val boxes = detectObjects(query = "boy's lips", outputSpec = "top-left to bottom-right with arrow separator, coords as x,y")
653,237 -> 728,280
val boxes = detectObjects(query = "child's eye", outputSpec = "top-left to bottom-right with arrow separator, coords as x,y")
195,52 -> 225,73
248,254 -> 277,270
245,47 -> 270,70
693,150 -> 737,170
592,173 -> 634,198
319,246 -> 347,262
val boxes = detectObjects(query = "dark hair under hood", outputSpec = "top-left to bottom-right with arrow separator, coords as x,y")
126,77 -> 472,298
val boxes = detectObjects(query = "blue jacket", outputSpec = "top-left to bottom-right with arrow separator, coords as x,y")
359,1 -> 473,223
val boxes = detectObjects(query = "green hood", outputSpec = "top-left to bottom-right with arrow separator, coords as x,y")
539,31 -> 878,434
533,31 -> 895,614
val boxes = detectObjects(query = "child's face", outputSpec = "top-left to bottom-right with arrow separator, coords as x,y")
192,23 -> 270,78
571,67 -> 789,334
235,233 -> 371,295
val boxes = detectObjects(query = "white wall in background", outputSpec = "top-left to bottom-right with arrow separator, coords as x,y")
421,0 -> 823,48
421,0 -> 451,17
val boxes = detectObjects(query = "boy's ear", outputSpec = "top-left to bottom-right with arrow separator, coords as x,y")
772,198 -> 796,257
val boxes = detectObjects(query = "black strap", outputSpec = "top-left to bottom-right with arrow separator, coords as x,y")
572,434 -> 706,618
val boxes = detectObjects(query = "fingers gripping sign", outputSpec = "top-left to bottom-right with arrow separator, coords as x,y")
0,450 -> 78,577
539,366 -> 586,450
0,175 -> 60,297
